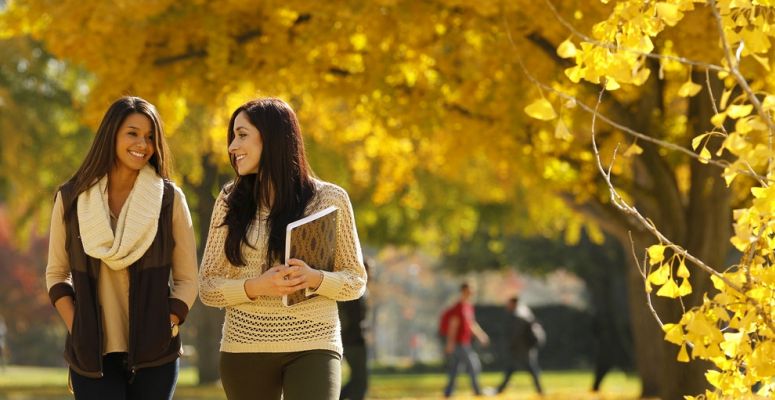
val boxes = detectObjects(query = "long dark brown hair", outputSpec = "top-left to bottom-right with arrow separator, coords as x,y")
223,98 -> 316,267
61,96 -> 170,219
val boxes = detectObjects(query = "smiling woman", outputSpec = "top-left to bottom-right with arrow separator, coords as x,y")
198,98 -> 368,400
114,113 -> 155,173
227,111 -> 262,176
44,96 -> 198,400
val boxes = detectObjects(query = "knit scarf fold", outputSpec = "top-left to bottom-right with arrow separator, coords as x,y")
77,165 -> 164,270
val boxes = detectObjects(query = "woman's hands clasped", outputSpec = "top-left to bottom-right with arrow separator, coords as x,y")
243,259 -> 324,300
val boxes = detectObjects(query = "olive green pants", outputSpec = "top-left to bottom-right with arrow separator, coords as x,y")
219,350 -> 341,400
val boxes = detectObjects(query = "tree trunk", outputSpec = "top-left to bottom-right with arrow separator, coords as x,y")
619,231 -> 720,400
604,69 -> 729,399
615,230 -> 664,398
654,71 -> 731,400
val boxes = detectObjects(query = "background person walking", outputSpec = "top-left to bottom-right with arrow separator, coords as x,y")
442,282 -> 489,398
495,296 -> 545,396
337,262 -> 369,400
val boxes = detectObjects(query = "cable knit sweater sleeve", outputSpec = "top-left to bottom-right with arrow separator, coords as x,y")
198,190 -> 254,308
305,182 -> 367,301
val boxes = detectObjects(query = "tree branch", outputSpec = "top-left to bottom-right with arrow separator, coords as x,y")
524,32 -> 631,121
708,0 -> 775,160
543,0 -> 727,73
629,231 -> 666,329
153,29 -> 263,66
589,85 -> 775,334
527,78 -> 765,183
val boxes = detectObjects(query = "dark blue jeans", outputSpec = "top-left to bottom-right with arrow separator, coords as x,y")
443,344 -> 482,397
70,352 -> 179,400
497,348 -> 543,394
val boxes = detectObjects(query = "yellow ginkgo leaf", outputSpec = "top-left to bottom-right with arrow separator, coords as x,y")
749,116 -> 768,131
557,39 -> 577,58
524,99 -> 557,121
676,260 -> 690,278
555,120 -> 572,140
710,275 -> 726,291
698,147 -> 711,164
690,343 -> 706,359
706,370 -> 722,388
647,244 -> 666,265
564,65 -> 584,83
605,78 -> 620,91
656,2 -> 683,26
720,88 -> 733,110
677,80 -> 702,97
677,278 -> 692,296
713,306 -> 730,321
745,286 -> 771,302
762,95 -> 775,111
735,117 -> 752,134
677,343 -> 690,362
663,323 -> 685,345
657,278 -> 681,298
691,133 -> 709,150
623,142 -> 643,157
723,169 -> 738,187
727,104 -> 753,119
751,186 -> 769,199
648,263 -> 671,285
711,112 -> 727,128
720,332 -> 742,357
685,311 -> 718,337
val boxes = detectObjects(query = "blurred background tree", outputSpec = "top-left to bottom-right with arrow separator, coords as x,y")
0,36 -> 93,366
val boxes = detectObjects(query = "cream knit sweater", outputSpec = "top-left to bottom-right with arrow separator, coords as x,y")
198,179 -> 367,355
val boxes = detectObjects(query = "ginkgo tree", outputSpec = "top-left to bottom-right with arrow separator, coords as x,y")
4,0 -> 775,397
521,0 -> 775,398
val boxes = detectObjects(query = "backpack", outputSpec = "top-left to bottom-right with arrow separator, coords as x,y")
438,306 -> 456,337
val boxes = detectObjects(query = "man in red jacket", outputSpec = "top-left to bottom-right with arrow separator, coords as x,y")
442,282 -> 490,398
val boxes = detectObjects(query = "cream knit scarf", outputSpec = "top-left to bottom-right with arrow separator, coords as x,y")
77,165 -> 164,270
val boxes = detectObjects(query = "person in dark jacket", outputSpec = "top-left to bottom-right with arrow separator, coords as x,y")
338,262 -> 369,400
45,96 -> 198,400
496,296 -> 544,395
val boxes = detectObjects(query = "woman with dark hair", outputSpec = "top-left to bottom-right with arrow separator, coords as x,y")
199,97 -> 367,400
45,96 -> 198,400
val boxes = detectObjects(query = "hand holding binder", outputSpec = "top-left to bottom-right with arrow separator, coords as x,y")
282,206 -> 339,306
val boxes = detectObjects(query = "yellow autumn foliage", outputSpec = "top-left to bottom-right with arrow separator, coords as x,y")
2,0 -> 775,397
545,0 -> 775,398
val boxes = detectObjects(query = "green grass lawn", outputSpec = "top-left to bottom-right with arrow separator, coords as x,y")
0,365 -> 639,399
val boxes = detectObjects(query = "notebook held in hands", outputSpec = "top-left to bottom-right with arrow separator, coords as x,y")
283,206 -> 339,307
